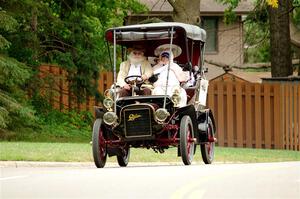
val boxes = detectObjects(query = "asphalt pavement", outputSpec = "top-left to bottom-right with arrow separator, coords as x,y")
1,161 -> 300,199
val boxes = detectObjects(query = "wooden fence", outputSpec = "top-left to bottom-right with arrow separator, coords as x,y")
39,65 -> 299,151
39,65 -> 113,112
207,81 -> 300,151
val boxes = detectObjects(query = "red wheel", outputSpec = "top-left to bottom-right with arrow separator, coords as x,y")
180,115 -> 195,165
200,117 -> 215,164
92,119 -> 107,168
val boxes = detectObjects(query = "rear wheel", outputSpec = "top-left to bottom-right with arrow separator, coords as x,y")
200,117 -> 215,164
180,115 -> 195,165
117,147 -> 130,167
92,119 -> 107,168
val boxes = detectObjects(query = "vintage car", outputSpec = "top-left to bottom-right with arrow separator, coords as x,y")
92,22 -> 217,168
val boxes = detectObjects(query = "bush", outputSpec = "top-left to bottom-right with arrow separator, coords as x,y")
0,94 -> 94,143
35,102 -> 94,142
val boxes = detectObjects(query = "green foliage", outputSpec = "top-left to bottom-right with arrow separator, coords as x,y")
217,0 -> 239,24
0,10 -> 18,50
1,94 -> 93,142
36,109 -> 93,142
218,0 -> 271,63
24,93 -> 91,142
0,0 -> 146,138
292,6 -> 300,28
39,109 -> 93,132
1,0 -> 146,104
0,8 -> 36,131
0,56 -> 31,87
243,16 -> 271,63
294,0 -> 300,6
245,44 -> 271,63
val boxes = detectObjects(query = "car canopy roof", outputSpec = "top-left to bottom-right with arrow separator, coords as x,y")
105,22 -> 206,65
105,22 -> 206,43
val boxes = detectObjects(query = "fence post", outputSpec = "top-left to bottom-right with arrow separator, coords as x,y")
273,84 -> 282,149
217,82 -> 225,146
245,83 -> 252,148
226,82 -> 234,147
254,83 -> 262,148
262,77 -> 300,151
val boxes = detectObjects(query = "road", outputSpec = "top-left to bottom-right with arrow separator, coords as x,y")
1,161 -> 300,199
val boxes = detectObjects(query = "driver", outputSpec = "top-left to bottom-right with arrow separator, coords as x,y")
117,46 -> 153,97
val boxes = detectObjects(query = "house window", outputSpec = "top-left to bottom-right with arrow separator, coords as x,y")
201,17 -> 218,52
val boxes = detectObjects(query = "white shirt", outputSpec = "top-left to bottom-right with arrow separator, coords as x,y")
127,64 -> 141,80
154,64 -> 180,88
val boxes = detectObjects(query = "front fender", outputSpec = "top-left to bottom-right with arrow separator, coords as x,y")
197,109 -> 216,130
94,106 -> 105,119
197,109 -> 216,141
175,105 -> 197,140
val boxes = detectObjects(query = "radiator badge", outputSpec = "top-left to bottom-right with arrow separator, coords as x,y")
128,114 -> 142,121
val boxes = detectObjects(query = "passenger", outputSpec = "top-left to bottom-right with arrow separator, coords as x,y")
152,51 -> 189,107
117,46 -> 153,97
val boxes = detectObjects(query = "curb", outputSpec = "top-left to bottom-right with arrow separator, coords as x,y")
0,161 -> 95,168
0,161 -> 187,168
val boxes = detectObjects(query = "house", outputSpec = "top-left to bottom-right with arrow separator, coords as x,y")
126,0 -> 254,66
209,70 -> 271,83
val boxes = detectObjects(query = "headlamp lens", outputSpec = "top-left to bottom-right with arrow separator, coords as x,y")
155,108 -> 170,122
103,98 -> 113,110
103,112 -> 118,125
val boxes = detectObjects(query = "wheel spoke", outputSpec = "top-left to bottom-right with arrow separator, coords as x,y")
207,143 -> 211,157
180,116 -> 194,165
200,118 -> 215,164
187,128 -> 191,156
207,127 -> 212,158
98,129 -> 106,160
92,119 -> 107,168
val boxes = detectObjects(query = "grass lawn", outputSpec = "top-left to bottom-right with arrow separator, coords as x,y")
1,141 -> 300,163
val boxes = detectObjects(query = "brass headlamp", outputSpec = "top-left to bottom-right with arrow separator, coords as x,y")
155,108 -> 170,122
103,98 -> 113,111
103,89 -> 114,111
103,112 -> 118,125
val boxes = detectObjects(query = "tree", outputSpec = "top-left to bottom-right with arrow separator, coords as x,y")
0,10 -> 35,131
1,0 -> 146,108
167,0 -> 201,25
268,0 -> 293,77
219,0 -> 300,77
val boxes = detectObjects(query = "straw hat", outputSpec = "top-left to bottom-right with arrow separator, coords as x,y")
154,44 -> 182,58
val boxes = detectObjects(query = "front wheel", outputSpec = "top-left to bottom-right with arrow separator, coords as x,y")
200,117 -> 215,164
117,147 -> 130,167
180,115 -> 195,165
92,119 -> 107,168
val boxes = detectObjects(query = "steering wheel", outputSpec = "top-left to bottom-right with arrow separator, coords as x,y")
124,75 -> 144,86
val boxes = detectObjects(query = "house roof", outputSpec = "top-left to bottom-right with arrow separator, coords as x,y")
229,71 -> 271,83
209,69 -> 272,83
200,0 -> 254,14
205,64 -> 225,80
138,0 -> 254,15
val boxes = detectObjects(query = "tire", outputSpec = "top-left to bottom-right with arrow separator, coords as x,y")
180,115 -> 195,165
117,147 -> 130,167
200,117 -> 215,164
92,119 -> 107,168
